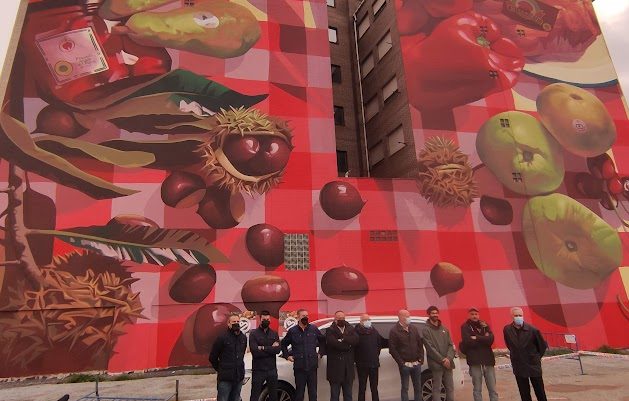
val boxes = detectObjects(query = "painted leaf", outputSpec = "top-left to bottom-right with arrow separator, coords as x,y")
71,69 -> 267,112
34,135 -> 156,168
30,226 -> 228,266
0,112 -> 137,200
99,138 -> 206,169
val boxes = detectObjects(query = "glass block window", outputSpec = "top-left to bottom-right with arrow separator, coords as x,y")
369,230 -> 398,241
284,233 -> 310,270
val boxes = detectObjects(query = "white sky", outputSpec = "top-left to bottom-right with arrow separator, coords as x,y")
0,0 -> 628,97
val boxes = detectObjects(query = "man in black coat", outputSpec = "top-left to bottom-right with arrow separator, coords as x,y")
210,313 -> 248,401
461,307 -> 498,401
281,309 -> 325,401
326,310 -> 359,401
249,310 -> 281,401
354,313 -> 383,401
503,307 -> 548,401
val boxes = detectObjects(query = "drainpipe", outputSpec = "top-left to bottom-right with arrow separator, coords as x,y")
352,0 -> 370,177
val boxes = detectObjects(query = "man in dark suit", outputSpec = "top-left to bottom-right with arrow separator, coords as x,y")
210,313 -> 248,401
249,310 -> 281,401
281,309 -> 324,401
355,313 -> 383,401
326,310 -> 359,401
503,307 -> 548,401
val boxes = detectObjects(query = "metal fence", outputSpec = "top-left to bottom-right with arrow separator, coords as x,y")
76,377 -> 179,401
541,332 -> 584,375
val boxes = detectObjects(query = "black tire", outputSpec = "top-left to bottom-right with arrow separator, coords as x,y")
420,371 -> 446,401
259,381 -> 295,401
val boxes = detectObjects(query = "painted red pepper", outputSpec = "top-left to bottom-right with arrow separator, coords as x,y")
405,12 -> 525,111
395,0 -> 473,35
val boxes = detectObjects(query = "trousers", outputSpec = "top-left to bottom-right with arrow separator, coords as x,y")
357,367 -> 379,401
294,369 -> 318,401
398,365 -> 421,401
470,365 -> 498,401
515,375 -> 548,401
250,370 -> 278,401
217,380 -> 243,401
432,369 -> 454,401
330,379 -> 353,401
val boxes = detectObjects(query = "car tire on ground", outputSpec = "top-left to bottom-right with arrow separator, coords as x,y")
259,381 -> 296,401
420,370 -> 446,401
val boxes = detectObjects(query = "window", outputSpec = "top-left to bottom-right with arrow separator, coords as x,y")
336,150 -> 349,175
327,0 -> 335,6
365,96 -> 379,121
358,16 -> 370,38
383,77 -> 398,101
373,0 -> 386,16
377,31 -> 392,59
369,142 -> 385,167
328,27 -> 338,43
387,126 -> 405,155
284,233 -> 310,270
334,106 -> 345,126
360,54 -> 374,78
331,64 -> 341,83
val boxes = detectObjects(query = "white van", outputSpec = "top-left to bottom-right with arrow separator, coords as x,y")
241,315 -> 464,401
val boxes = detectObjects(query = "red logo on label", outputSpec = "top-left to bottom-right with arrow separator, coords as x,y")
59,38 -> 75,52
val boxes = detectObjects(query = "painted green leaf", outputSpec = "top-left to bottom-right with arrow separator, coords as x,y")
30,225 -> 229,266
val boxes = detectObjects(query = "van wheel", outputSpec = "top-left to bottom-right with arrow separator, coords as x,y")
260,382 -> 296,401
420,371 -> 446,401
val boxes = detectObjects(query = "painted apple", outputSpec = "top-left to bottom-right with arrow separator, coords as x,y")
476,111 -> 565,195
522,193 -> 622,289
536,83 -> 616,157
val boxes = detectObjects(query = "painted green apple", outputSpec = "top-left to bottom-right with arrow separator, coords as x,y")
522,193 -> 622,289
537,83 -> 616,157
476,111 -> 565,195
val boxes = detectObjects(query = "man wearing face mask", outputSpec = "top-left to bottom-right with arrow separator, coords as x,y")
422,306 -> 456,401
326,310 -> 359,401
249,310 -> 281,401
388,309 -> 423,401
355,313 -> 383,401
281,309 -> 324,401
209,313 -> 248,401
503,307 -> 548,401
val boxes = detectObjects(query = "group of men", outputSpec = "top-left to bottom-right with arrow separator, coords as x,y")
209,306 -> 549,401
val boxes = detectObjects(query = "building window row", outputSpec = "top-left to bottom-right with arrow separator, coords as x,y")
327,0 -> 335,7
359,30 -> 392,79
357,0 -> 388,39
369,125 -> 406,168
364,76 -> 399,121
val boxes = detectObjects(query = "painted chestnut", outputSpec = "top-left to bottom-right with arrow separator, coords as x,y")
241,275 -> 290,318
430,262 -> 464,297
319,181 -> 365,220
182,303 -> 241,354
197,186 -> 245,229
321,266 -> 369,300
244,136 -> 292,175
479,195 -> 513,225
107,214 -> 159,227
223,135 -> 260,167
246,224 -> 285,268
161,171 -> 206,208
35,105 -> 88,138
169,264 -> 217,303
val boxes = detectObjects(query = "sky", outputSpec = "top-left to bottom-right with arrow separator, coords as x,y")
0,0 -> 628,99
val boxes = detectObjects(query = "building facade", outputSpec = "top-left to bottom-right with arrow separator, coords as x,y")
0,0 -> 627,378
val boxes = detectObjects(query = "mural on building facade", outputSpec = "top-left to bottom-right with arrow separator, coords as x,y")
0,0 -> 627,378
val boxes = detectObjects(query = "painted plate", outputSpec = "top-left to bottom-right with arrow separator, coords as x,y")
523,35 -> 618,87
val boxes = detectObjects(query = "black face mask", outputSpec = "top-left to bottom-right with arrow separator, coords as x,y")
300,316 -> 309,325
336,319 -> 346,327
260,320 -> 270,329
231,323 -> 241,332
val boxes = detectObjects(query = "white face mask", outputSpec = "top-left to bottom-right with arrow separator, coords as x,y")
362,320 -> 372,328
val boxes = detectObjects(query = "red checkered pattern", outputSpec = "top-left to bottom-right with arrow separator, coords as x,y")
1,0 -> 628,375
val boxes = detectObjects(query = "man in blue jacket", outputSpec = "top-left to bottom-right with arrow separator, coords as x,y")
281,309 -> 324,401
249,310 -> 281,401
210,313 -> 248,401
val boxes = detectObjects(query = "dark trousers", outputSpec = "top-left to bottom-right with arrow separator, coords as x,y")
295,369 -> 318,401
250,370 -> 278,401
515,376 -> 548,401
398,365 -> 421,401
217,380 -> 243,401
357,367 -> 378,401
330,379 -> 353,401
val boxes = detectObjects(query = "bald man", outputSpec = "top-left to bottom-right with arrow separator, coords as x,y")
355,314 -> 384,401
389,310 -> 424,401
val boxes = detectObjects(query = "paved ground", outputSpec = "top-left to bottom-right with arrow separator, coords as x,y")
0,355 -> 627,401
